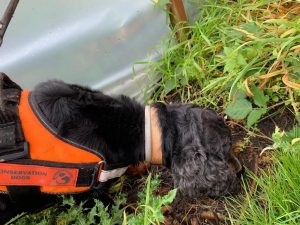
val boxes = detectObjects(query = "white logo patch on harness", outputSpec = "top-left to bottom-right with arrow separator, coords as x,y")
98,167 -> 128,182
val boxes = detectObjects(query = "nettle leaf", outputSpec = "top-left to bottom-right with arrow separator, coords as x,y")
251,86 -> 269,107
225,98 -> 252,120
247,108 -> 267,127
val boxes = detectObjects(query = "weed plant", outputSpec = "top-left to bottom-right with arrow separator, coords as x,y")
149,0 -> 300,127
229,127 -> 300,224
9,174 -> 176,225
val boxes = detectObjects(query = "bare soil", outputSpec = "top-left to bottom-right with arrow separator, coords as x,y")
124,107 -> 296,225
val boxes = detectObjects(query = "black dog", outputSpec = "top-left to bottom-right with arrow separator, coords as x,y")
0,75 -> 241,223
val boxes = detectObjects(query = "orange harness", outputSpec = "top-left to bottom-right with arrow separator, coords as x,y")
0,90 -> 103,194
0,89 -> 164,196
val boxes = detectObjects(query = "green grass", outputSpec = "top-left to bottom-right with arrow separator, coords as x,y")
8,174 -> 177,225
149,0 -> 300,126
145,2 -> 300,223
229,127 -> 300,225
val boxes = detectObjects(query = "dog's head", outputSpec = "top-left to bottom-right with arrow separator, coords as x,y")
154,103 -> 241,197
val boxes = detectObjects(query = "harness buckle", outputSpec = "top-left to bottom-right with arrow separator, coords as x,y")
0,141 -> 29,162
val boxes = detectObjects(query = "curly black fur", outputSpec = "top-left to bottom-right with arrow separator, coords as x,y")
153,103 -> 240,196
0,78 -> 240,223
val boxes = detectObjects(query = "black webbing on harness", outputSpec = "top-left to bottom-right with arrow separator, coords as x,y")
0,73 -> 28,162
0,73 -> 33,203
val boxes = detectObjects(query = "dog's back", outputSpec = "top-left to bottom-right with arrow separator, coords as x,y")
32,80 -> 145,165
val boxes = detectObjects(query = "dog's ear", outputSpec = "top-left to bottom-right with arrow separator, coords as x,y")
171,145 -> 240,197
200,109 -> 232,159
0,73 -> 22,90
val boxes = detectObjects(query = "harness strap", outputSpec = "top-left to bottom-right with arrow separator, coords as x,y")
0,73 -> 28,162
0,161 -> 103,187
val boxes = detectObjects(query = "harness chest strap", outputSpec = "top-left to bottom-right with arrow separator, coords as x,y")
0,163 -> 81,187
0,162 -> 128,193
0,163 -> 105,194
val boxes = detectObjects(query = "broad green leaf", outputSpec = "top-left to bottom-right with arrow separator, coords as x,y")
251,86 -> 269,107
237,52 -> 247,66
236,89 -> 247,99
247,108 -> 267,127
225,98 -> 252,119
241,22 -> 262,34
164,78 -> 177,94
231,88 -> 247,101
242,47 -> 258,59
228,29 -> 245,39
